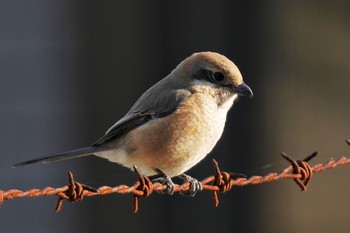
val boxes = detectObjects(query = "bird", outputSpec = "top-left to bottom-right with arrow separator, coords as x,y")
13,51 -> 253,196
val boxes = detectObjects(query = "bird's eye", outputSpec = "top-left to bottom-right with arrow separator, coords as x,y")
213,72 -> 225,82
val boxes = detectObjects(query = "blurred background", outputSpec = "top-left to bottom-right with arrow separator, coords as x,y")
1,1 -> 350,233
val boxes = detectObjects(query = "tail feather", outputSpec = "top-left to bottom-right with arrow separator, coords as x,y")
13,146 -> 102,167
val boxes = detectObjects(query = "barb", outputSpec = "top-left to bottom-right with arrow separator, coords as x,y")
280,151 -> 317,191
55,171 -> 97,212
210,159 -> 246,207
132,165 -> 154,213
1,140 -> 349,212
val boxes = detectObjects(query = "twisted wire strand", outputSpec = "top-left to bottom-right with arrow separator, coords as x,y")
1,145 -> 349,213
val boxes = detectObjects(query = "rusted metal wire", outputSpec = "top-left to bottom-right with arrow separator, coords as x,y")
1,140 -> 350,213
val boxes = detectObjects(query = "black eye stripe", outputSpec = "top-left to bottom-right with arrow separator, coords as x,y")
193,69 -> 232,89
193,68 -> 211,80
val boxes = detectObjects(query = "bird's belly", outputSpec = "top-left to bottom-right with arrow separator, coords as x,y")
123,97 -> 231,177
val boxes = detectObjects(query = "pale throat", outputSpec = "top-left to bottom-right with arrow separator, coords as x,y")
191,79 -> 237,109
218,93 -> 237,112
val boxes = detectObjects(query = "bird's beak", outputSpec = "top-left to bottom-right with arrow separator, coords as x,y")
234,83 -> 253,98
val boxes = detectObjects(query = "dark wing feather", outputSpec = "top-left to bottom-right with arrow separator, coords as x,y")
93,80 -> 191,146
93,114 -> 150,146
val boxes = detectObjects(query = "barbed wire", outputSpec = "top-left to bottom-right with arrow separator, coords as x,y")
1,140 -> 350,213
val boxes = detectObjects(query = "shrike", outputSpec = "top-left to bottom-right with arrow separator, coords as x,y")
14,52 -> 253,196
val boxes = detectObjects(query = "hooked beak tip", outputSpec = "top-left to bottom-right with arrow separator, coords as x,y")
235,83 -> 253,98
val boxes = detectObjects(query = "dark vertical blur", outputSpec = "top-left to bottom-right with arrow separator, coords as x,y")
1,1 -> 349,233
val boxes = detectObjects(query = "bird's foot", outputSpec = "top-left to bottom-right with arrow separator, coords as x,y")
178,173 -> 202,197
150,168 -> 175,195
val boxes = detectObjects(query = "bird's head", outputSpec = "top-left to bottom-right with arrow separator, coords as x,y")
175,51 -> 253,106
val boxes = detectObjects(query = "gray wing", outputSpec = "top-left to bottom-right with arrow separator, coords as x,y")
93,78 -> 191,146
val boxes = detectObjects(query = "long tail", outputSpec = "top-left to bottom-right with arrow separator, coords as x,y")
13,146 -> 103,167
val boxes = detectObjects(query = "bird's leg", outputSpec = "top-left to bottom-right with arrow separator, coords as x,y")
178,173 -> 202,197
149,168 -> 175,195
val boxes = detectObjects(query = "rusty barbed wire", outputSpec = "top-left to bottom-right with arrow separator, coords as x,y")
1,140 -> 350,213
